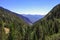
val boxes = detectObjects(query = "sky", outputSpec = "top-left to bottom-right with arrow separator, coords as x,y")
0,0 -> 60,15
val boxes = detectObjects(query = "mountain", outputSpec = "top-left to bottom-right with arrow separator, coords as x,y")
23,15 -> 44,23
32,4 -> 60,40
1,4 -> 60,40
0,7 -> 30,40
14,14 -> 32,25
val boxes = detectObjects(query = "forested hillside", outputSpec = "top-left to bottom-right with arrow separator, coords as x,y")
32,4 -> 60,40
0,7 -> 31,40
0,4 -> 60,40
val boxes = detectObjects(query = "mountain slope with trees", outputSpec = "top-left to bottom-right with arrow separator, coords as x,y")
0,7 -> 31,40
32,4 -> 60,40
1,4 -> 60,40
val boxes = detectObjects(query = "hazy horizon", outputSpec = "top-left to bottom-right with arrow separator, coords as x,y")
0,0 -> 60,15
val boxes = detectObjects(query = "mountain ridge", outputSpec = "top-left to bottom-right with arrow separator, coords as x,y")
0,6 -> 30,40
32,4 -> 60,40
0,7 -> 33,25
23,14 -> 44,23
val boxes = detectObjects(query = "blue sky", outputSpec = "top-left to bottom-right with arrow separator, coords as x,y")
0,0 -> 60,15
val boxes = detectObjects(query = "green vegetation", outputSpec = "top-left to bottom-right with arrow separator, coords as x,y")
32,4 -> 60,40
0,4 -> 60,40
0,7 -> 30,40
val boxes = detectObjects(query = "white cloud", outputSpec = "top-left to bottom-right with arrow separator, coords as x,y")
16,9 -> 49,15
10,8 -> 50,15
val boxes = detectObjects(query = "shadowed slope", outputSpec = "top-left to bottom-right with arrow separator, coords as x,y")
32,4 -> 60,40
0,7 -> 30,40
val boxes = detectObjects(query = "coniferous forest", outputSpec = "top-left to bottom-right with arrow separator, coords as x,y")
0,4 -> 60,40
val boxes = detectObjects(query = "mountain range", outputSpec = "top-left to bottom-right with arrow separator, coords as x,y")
23,14 -> 44,23
0,4 -> 60,40
15,14 -> 44,24
0,7 -> 44,25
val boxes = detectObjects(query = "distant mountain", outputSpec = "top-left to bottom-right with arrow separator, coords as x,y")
0,7 -> 30,40
15,14 -> 32,25
23,15 -> 44,23
32,4 -> 60,40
